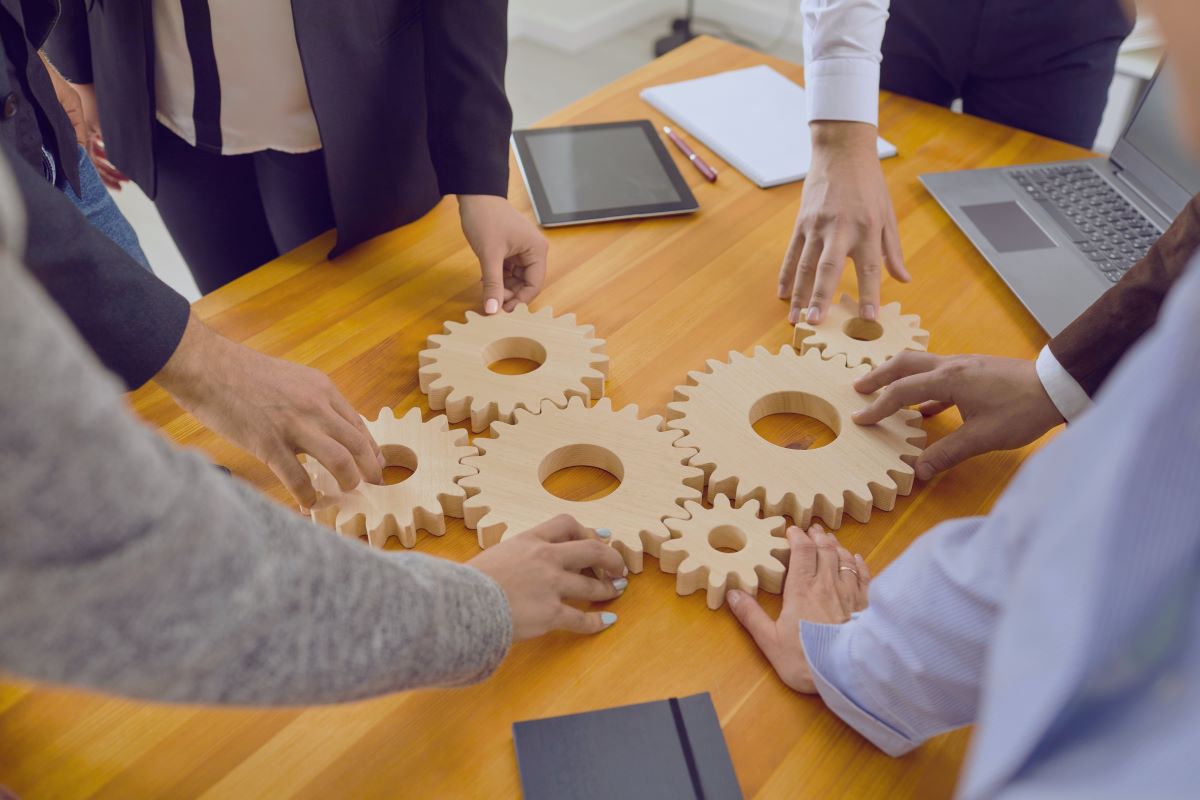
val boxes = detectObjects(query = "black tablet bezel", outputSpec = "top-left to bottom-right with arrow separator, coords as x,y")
511,120 -> 700,227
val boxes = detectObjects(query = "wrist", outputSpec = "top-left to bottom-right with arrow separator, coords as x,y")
811,121 -> 878,155
154,312 -> 230,406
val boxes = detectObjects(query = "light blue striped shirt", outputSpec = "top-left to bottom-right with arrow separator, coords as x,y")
802,253 -> 1200,799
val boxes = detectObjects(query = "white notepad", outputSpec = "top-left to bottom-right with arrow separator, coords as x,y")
641,65 -> 898,188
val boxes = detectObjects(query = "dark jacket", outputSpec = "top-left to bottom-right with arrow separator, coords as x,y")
0,0 -> 79,191
46,0 -> 514,258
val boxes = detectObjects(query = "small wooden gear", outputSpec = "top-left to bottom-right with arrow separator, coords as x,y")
793,294 -> 929,367
667,346 -> 926,529
418,304 -> 609,432
459,396 -> 705,572
660,496 -> 789,610
304,407 -> 478,548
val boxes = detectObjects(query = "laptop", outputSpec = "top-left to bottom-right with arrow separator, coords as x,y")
921,64 -> 1200,335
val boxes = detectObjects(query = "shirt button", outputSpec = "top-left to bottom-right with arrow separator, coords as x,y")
2,92 -> 18,120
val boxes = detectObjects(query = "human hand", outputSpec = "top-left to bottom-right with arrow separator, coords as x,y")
155,313 -> 384,508
779,121 -> 910,325
728,525 -> 870,693
70,81 -> 129,190
468,514 -> 628,640
458,194 -> 548,314
38,52 -> 86,149
852,351 -> 1066,480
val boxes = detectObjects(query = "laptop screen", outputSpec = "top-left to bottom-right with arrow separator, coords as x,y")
1113,64 -> 1200,218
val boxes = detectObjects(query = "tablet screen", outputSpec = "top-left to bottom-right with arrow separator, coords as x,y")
512,121 -> 699,227
525,127 -> 684,214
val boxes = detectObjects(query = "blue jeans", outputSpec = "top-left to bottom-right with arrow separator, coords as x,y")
58,145 -> 151,271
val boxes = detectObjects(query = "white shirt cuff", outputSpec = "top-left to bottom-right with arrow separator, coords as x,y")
804,59 -> 880,126
801,619 -> 921,757
1035,346 -> 1092,423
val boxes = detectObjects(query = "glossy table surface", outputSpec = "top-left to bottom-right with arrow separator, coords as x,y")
0,36 -> 1092,799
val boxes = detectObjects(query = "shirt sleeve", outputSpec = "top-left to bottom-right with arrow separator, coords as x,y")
800,513 -> 1011,755
802,0 -> 889,126
1035,345 -> 1092,422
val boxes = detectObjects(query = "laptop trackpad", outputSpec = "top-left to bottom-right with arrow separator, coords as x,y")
960,201 -> 1056,253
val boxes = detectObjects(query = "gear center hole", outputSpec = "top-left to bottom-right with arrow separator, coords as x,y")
843,317 -> 884,341
381,444 -> 417,485
750,391 -> 840,451
483,336 -> 547,375
708,525 -> 748,554
539,444 -> 624,502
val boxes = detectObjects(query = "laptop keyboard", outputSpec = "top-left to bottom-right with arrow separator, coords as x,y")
1011,164 -> 1163,283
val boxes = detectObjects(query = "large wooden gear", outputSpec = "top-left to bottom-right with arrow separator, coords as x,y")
417,304 -> 609,432
793,294 -> 929,367
667,346 -> 926,529
305,407 -> 478,548
459,396 -> 705,572
660,496 -> 789,610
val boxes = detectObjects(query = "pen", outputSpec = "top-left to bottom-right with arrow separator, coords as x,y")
663,126 -> 718,182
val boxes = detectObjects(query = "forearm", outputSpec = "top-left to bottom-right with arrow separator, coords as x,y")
420,0 -> 512,196
0,249 -> 511,706
802,515 -> 1004,755
802,0 -> 889,125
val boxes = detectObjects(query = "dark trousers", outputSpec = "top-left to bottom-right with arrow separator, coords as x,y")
881,0 -> 1135,149
152,123 -> 336,294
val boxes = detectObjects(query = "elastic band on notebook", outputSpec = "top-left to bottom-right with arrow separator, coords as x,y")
669,697 -> 706,799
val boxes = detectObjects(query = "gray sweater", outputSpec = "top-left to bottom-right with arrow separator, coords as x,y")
0,158 -> 512,706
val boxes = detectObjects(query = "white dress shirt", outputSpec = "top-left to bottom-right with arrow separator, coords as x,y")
800,253 -> 1200,797
152,0 -> 321,155
802,0 -> 890,126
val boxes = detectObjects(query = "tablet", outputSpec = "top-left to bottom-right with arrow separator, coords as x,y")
511,120 -> 700,227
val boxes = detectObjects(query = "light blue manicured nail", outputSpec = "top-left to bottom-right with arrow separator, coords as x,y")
612,578 -> 628,592
600,612 -> 618,628
596,527 -> 612,539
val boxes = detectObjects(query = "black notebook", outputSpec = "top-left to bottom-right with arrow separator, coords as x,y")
512,692 -> 742,800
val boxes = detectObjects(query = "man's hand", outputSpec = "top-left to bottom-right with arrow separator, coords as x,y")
779,121 -> 910,325
852,351 -> 1066,480
68,81 -> 129,190
728,525 -> 870,693
458,194 -> 548,314
468,515 -> 627,640
155,313 -> 384,509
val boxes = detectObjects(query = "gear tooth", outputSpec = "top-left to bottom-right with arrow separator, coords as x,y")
533,305 -> 554,317
593,396 -> 613,412
704,357 -> 726,373
443,319 -> 465,333
665,400 -> 688,419
462,310 -> 482,324
883,301 -> 902,314
752,345 -> 771,358
913,329 -> 931,346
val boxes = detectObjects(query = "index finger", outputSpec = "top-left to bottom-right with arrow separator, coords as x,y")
853,370 -> 954,426
554,540 -> 627,578
529,513 -> 591,543
852,349 -> 941,395
506,256 -> 547,310
804,236 -> 852,324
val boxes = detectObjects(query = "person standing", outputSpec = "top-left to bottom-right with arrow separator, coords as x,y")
49,0 -> 547,309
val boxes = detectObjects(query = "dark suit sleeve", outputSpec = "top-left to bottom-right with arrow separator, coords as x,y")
1048,194 -> 1200,396
420,0 -> 513,198
5,139 -> 188,389
43,0 -> 93,83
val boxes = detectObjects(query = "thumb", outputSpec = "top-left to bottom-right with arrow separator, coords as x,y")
727,589 -> 779,660
915,429 -> 977,481
479,249 -> 505,315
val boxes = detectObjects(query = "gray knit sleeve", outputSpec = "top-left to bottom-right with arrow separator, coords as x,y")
0,248 -> 512,706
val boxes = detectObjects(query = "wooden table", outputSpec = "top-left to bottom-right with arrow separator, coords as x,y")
0,37 -> 1093,799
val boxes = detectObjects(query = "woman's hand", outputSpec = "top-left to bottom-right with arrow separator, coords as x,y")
69,81 -> 129,190
728,525 -> 870,692
468,514 -> 628,640
457,194 -> 548,314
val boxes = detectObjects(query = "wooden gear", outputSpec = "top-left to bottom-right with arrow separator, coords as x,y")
459,396 -> 705,572
667,346 -> 926,529
418,304 -> 609,432
793,294 -> 929,367
660,496 -> 789,610
305,407 -> 478,548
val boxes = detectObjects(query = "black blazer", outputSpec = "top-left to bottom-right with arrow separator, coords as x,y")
47,0 -> 514,257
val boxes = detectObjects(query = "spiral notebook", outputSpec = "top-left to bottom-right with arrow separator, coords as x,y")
641,64 -> 898,188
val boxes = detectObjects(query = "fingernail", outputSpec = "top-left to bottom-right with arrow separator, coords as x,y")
727,590 -> 741,607
377,453 -> 387,469
485,298 -> 500,314
788,308 -> 800,325
299,506 -> 310,516
600,611 -> 618,628
917,464 -> 933,481
861,304 -> 876,321
622,566 -> 629,577
596,527 -> 612,539
612,578 -> 628,592
810,524 -> 824,534
806,307 -> 820,324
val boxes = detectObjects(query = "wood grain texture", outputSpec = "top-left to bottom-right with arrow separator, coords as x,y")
0,37 -> 1091,799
